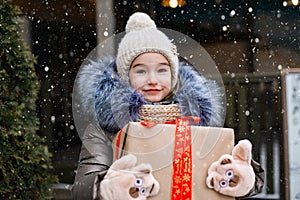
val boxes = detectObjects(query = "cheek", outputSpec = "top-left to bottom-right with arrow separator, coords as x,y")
158,75 -> 172,89
129,77 -> 144,90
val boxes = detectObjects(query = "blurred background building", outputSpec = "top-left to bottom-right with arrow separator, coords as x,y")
11,0 -> 300,199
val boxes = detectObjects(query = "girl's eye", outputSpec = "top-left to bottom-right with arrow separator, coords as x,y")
136,70 -> 146,74
135,178 -> 144,187
157,66 -> 170,73
219,180 -> 228,188
158,68 -> 167,73
225,169 -> 234,179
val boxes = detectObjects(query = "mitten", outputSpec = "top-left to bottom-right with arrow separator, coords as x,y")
100,154 -> 160,200
206,139 -> 255,197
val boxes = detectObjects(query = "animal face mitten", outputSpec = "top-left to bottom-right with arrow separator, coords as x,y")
100,154 -> 160,200
206,139 -> 255,197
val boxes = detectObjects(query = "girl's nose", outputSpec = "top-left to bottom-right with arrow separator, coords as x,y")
147,72 -> 158,85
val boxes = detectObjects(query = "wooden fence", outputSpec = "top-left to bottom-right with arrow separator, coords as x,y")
223,73 -> 283,200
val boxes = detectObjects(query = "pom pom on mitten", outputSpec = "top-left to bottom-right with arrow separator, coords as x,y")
206,139 -> 256,197
100,154 -> 160,200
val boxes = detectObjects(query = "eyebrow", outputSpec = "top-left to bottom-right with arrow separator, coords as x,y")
131,62 -> 170,69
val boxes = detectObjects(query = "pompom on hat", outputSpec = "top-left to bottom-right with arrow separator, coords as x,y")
116,12 -> 179,89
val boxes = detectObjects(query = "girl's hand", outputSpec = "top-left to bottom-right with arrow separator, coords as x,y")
100,154 -> 160,200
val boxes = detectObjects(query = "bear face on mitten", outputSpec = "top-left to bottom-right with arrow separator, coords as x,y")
100,154 -> 160,200
206,139 -> 256,197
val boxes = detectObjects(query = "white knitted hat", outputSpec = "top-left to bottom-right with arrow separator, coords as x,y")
116,12 -> 179,88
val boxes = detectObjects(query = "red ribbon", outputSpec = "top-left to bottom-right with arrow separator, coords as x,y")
170,117 -> 199,200
115,129 -> 123,159
141,117 -> 200,200
140,121 -> 176,127
140,116 -> 200,128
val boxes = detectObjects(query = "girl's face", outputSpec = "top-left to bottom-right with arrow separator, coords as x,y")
129,52 -> 172,102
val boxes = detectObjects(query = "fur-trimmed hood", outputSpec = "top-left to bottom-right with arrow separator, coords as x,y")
75,58 -> 225,135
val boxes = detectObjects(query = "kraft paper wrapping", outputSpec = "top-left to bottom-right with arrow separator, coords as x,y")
113,122 -> 235,200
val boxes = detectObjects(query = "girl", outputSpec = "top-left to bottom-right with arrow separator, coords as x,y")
71,12 -> 263,199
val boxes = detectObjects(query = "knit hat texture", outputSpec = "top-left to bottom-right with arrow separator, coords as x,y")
116,12 -> 179,88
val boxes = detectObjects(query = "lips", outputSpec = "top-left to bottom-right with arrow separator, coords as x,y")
143,89 -> 162,94
144,89 -> 161,92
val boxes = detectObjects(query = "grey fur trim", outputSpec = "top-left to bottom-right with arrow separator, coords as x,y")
175,64 -> 225,126
74,57 -> 114,120
75,59 -> 226,135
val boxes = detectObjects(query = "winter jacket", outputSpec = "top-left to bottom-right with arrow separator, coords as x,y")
71,58 -> 264,199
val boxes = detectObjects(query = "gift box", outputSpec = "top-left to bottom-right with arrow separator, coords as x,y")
113,119 -> 235,200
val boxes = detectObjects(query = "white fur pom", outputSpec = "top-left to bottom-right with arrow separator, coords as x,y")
125,12 -> 156,33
